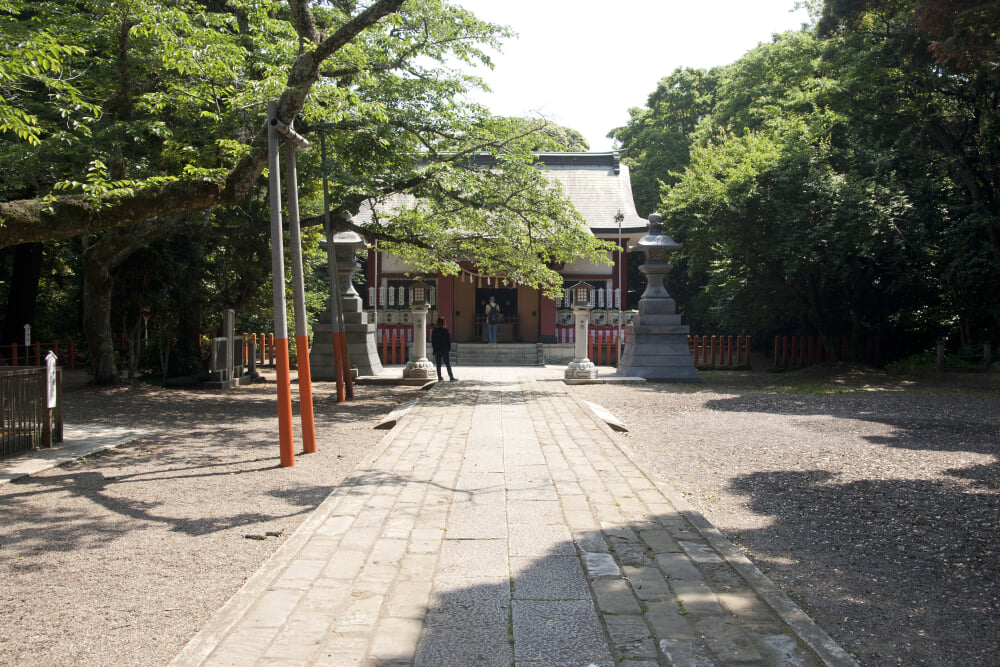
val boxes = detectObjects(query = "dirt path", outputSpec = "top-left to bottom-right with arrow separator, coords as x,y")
0,372 -> 416,666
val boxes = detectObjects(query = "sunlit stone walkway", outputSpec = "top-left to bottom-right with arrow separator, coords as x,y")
171,367 -> 856,666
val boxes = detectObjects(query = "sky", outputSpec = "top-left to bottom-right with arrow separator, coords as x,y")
453,0 -> 812,151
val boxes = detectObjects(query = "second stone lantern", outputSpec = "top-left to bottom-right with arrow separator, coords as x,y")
616,213 -> 700,381
564,281 -> 598,380
402,280 -> 437,379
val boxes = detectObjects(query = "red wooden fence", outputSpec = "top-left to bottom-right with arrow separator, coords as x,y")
688,335 -> 752,369
0,341 -> 79,368
772,335 -> 882,367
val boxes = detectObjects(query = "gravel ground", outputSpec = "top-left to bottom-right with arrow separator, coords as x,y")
0,370 -> 416,666
2,366 -> 997,666
569,366 -> 1000,667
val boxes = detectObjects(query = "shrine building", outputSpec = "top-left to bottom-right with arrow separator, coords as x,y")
362,152 -> 649,344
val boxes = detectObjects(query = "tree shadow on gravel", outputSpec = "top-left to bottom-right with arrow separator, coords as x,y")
724,468 -> 1000,666
0,466 -> 332,555
702,391 -> 1000,459
1,383 -> 422,552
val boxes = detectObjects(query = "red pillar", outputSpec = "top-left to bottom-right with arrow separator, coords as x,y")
438,275 -> 455,327
539,293 -> 557,342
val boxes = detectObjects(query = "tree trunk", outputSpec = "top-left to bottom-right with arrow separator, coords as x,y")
82,250 -> 119,384
1,243 -> 43,346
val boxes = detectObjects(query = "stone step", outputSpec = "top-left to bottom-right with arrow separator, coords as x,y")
451,343 -> 544,366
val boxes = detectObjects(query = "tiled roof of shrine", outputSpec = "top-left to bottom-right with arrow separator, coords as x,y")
354,152 -> 649,239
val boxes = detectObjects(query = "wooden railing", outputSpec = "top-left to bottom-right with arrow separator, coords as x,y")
0,341 -> 80,368
375,325 -> 424,365
689,335 -> 752,369
773,335 -> 882,368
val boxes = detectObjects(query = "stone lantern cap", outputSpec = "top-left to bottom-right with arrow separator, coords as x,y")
636,213 -> 682,254
329,212 -> 366,249
332,229 -> 364,247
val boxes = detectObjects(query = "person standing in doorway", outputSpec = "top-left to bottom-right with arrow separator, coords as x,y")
485,296 -> 500,344
431,316 -> 457,381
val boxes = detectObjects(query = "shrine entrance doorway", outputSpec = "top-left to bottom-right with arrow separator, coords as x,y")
475,287 -> 518,342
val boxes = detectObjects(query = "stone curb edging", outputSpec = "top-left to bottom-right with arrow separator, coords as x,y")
563,389 -> 861,667
0,428 -> 158,486
169,411 -> 412,666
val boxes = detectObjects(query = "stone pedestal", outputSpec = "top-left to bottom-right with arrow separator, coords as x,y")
403,304 -> 435,379
311,293 -> 383,379
616,213 -> 700,382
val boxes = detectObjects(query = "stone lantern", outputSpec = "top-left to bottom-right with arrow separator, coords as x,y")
565,281 -> 598,379
310,224 -> 383,380
616,213 -> 699,381
403,279 -> 436,379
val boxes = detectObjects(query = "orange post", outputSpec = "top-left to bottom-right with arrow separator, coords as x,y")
275,338 -> 295,467
295,335 -> 317,454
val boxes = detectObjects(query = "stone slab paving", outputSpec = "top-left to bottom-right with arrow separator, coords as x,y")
172,367 -> 857,667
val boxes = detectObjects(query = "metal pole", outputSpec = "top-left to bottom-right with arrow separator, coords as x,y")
618,219 -> 624,363
321,135 -> 347,402
267,101 -> 295,467
285,139 -> 317,454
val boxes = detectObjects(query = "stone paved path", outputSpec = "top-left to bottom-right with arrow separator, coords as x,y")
172,368 -> 856,666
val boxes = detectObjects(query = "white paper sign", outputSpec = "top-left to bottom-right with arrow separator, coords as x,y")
46,351 -> 58,408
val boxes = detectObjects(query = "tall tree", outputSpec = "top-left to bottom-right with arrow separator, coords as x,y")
610,68 -> 719,217
1,0 -> 611,382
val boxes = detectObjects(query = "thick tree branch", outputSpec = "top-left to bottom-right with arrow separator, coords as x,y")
0,0 -> 407,249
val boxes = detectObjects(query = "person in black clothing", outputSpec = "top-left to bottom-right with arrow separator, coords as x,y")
430,316 -> 457,381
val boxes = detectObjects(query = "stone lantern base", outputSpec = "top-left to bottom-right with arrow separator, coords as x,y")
565,358 -> 598,379
403,358 -> 436,379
